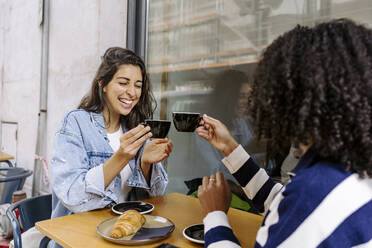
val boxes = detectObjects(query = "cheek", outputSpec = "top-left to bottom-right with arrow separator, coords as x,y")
136,89 -> 142,99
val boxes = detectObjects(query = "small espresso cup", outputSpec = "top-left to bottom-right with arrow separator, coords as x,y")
144,119 -> 171,138
172,112 -> 202,132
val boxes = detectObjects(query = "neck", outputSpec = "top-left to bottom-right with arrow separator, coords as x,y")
102,108 -> 120,133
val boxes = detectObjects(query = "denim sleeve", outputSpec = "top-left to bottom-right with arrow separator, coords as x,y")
50,117 -> 117,213
126,143 -> 168,197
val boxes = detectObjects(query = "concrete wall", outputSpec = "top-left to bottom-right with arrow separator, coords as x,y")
0,0 -> 128,196
0,0 -> 42,196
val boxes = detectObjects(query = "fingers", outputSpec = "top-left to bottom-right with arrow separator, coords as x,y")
201,174 -> 220,188
202,176 -> 209,191
216,172 -> 224,186
197,185 -> 203,198
151,137 -> 168,144
202,114 -> 220,129
157,153 -> 169,162
122,124 -> 151,144
128,129 -> 152,150
126,124 -> 147,137
196,127 -> 212,141
209,174 -> 216,187
166,140 -> 173,154
198,173 -> 232,216
151,138 -> 173,155
142,138 -> 173,164
159,140 -> 173,157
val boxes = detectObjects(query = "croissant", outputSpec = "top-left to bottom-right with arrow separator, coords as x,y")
109,209 -> 146,238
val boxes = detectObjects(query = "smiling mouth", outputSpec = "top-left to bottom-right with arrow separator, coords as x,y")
119,99 -> 133,106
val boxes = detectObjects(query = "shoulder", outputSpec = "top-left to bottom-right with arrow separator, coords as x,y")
277,161 -> 353,221
64,109 -> 91,121
273,166 -> 372,247
62,109 -> 92,123
285,161 -> 351,199
58,109 -> 92,135
299,161 -> 351,189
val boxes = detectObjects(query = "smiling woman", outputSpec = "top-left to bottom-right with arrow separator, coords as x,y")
102,64 -> 143,131
49,47 -> 173,248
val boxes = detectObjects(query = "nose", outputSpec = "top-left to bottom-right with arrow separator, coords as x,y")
126,84 -> 135,97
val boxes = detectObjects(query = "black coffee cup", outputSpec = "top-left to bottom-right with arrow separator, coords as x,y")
172,112 -> 202,132
144,119 -> 171,138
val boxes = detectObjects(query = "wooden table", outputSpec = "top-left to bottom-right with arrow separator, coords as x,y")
36,193 -> 263,248
0,152 -> 14,167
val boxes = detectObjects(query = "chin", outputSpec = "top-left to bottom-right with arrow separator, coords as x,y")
120,107 -> 134,116
120,111 -> 131,116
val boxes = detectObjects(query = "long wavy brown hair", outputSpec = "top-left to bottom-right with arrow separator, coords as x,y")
78,47 -> 156,129
250,19 -> 372,177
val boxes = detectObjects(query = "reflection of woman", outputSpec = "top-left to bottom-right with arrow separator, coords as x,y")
197,19 -> 372,247
50,48 -> 172,248
207,69 -> 250,128
208,70 -> 266,164
197,70 -> 265,176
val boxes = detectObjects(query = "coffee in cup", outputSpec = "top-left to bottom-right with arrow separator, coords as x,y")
172,112 -> 202,132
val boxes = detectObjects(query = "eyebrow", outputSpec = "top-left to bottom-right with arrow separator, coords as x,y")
117,76 -> 143,83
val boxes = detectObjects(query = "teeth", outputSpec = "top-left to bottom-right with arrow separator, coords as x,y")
120,99 -> 133,105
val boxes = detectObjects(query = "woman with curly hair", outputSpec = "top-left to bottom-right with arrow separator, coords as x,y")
196,19 -> 372,247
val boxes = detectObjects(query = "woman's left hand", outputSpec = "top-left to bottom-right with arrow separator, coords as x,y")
142,138 -> 173,165
198,172 -> 232,217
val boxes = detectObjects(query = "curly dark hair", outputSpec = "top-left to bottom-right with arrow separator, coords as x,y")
78,47 -> 156,129
250,19 -> 372,178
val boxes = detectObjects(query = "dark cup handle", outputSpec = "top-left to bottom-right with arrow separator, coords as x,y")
140,122 -> 149,127
197,115 -> 203,127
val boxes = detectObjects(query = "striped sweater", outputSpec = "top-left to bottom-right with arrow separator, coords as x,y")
203,145 -> 372,248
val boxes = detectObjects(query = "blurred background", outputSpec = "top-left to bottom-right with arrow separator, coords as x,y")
1,0 -> 371,197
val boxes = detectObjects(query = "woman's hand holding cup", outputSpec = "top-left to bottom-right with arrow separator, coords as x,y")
196,114 -> 239,156
141,138 -> 173,183
142,138 -> 173,165
117,124 -> 152,161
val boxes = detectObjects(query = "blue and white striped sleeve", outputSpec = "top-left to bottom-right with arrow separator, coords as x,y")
203,211 -> 241,248
222,145 -> 283,214
203,145 -> 283,248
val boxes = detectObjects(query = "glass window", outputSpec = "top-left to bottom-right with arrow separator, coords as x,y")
146,0 -> 372,194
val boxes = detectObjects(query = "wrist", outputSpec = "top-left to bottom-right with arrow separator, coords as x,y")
112,151 -> 130,167
222,140 -> 239,157
140,159 -> 152,185
141,159 -> 152,172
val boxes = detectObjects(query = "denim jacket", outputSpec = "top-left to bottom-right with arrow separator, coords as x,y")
50,110 -> 168,219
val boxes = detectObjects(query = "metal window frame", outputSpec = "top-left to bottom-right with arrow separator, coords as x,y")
127,0 -> 149,63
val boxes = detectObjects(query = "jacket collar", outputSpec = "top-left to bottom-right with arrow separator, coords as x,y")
90,112 -> 105,128
89,112 -> 108,141
289,147 -> 318,177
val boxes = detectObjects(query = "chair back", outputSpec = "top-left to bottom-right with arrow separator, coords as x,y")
0,167 -> 32,204
6,194 -> 52,248
17,194 -> 52,231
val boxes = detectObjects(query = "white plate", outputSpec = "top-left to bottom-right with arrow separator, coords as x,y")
111,201 -> 154,215
97,215 -> 175,245
183,224 -> 204,244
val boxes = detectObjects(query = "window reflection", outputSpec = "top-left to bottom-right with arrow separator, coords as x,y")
147,0 -> 372,193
